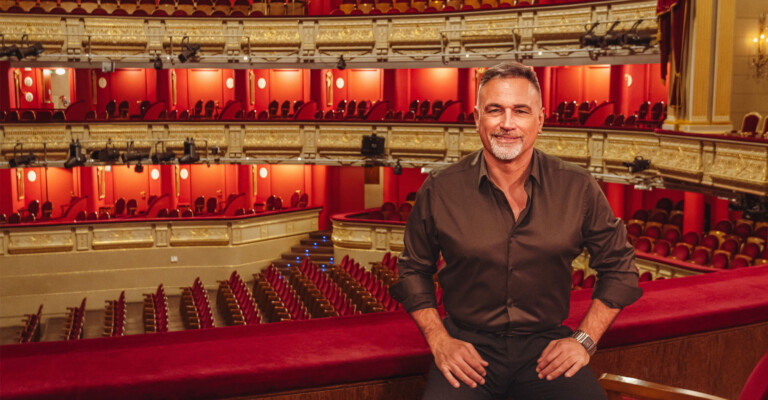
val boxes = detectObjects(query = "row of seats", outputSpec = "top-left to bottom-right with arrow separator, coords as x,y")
103,291 -> 127,337
330,0 -> 538,15
630,217 -> 768,269
0,0 -> 305,17
252,271 -> 293,322
546,100 -> 666,129
287,261 -> 339,318
263,265 -> 312,320
180,278 -> 215,329
17,305 -> 43,344
368,201 -> 413,222
216,271 -> 262,326
143,284 -> 169,333
63,298 -> 87,341
730,111 -> 768,138
0,192 -> 309,226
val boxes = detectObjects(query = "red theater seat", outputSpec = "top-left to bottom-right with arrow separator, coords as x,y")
690,247 -> 711,266
651,240 -> 671,257
633,237 -> 652,253
670,243 -> 690,261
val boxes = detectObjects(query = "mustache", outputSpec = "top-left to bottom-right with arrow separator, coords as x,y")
490,132 -> 523,138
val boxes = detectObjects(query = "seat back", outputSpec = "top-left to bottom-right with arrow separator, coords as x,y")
206,197 -> 218,214
741,112 -> 762,135
268,100 -> 280,117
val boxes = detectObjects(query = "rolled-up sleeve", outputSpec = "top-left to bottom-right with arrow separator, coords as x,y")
581,178 -> 643,308
389,176 -> 441,312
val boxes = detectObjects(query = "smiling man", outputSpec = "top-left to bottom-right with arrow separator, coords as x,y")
390,62 -> 643,399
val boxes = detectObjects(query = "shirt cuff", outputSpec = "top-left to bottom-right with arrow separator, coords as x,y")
591,276 -> 643,309
389,274 -> 437,312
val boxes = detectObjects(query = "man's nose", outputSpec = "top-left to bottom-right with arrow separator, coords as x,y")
500,109 -> 516,131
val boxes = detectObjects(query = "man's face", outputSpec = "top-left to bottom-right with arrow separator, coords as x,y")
473,77 -> 545,163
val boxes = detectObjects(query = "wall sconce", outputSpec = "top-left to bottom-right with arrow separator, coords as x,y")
753,13 -> 768,79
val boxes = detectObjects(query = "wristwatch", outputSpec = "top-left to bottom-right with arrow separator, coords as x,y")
571,330 -> 597,356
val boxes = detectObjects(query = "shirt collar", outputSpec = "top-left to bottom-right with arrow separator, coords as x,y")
475,148 -> 542,188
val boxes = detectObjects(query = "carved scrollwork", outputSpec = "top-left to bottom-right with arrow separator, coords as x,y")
655,138 -> 703,182
92,227 -> 154,249
84,18 -> 146,52
316,22 -> 375,48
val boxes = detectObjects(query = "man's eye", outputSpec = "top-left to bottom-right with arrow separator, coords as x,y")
487,108 -> 502,114
516,109 -> 529,114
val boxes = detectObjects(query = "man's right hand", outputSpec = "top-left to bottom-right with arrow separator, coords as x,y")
409,308 -> 488,389
430,334 -> 489,389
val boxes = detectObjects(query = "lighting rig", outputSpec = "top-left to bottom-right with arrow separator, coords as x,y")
0,34 -> 44,60
579,20 -> 654,60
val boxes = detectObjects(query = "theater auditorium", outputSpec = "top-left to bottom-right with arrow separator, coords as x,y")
1,0 -> 768,398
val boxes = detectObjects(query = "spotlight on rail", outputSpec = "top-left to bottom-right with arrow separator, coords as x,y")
151,150 -> 176,164
620,20 -> 653,48
599,21 -> 623,48
64,140 -> 86,169
9,153 -> 36,168
179,137 -> 200,164
121,141 -> 149,163
0,45 -> 22,59
90,140 -> 120,162
622,156 -> 651,173
337,55 -> 346,71
361,133 -> 384,157
393,160 -> 402,176
178,36 -> 200,63
579,22 -> 601,48
153,55 -> 163,70
14,34 -> 43,60
134,160 -> 144,173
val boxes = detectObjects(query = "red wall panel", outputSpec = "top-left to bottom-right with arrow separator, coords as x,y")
111,164 -> 151,210
270,69 -> 305,105
347,69 -> 383,102
584,65 -> 611,104
410,68 -> 458,102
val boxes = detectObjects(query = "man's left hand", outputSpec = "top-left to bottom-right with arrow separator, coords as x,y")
535,338 -> 589,381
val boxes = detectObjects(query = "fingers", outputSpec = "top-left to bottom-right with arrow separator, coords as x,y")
536,338 -> 588,380
434,339 -> 488,389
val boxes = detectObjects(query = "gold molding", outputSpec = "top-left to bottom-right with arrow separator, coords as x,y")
16,168 -> 24,201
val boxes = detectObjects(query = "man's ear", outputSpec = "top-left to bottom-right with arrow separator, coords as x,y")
473,107 -> 480,125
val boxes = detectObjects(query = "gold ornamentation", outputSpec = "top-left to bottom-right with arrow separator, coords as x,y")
8,231 -> 74,254
16,168 -> 24,201
92,227 -> 155,249
170,226 -> 230,246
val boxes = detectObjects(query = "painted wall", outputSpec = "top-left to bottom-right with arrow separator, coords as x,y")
729,0 -> 768,130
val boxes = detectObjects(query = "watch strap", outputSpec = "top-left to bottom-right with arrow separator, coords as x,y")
571,329 -> 597,356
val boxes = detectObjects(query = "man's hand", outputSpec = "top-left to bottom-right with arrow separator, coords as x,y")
430,334 -> 489,389
408,308 -> 488,389
535,337 -> 589,381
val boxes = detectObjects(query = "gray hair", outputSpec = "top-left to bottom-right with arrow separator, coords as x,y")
476,62 -> 542,108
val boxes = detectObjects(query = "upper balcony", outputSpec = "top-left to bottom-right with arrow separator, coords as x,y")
0,0 -> 659,69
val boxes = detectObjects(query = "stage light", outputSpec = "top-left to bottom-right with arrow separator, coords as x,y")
64,139 -> 86,169
90,141 -> 120,162
179,137 -> 200,164
361,133 -> 384,157
620,20 -> 653,47
153,56 -> 163,70
337,55 -> 346,70
134,161 -> 144,173
19,42 -> 43,59
121,141 -> 149,163
579,22 -> 600,48
151,150 -> 176,164
393,160 -> 402,176
9,153 -> 36,168
0,45 -> 22,59
622,156 -> 651,173
599,21 -> 622,48
178,36 -> 200,63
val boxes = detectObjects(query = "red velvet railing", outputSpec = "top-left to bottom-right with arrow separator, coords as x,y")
2,265 -> 767,399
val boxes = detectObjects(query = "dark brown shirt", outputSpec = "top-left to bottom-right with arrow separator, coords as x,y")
390,149 -> 642,334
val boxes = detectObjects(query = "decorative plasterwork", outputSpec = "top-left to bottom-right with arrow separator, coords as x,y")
655,137 -> 704,183
709,144 -> 768,195
0,0 -> 659,68
92,227 -> 155,249
0,125 -> 70,157
536,130 -> 590,167
0,210 -> 320,256
7,230 -> 74,254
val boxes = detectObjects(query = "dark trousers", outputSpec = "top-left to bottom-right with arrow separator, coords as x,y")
422,317 -> 608,400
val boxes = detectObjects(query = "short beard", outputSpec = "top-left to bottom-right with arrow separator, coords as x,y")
489,136 -> 523,161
